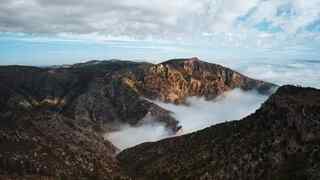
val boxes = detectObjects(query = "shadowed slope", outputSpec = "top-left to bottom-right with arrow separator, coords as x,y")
118,85 -> 320,180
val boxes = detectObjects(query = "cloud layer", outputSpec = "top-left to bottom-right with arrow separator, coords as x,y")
1,0 -> 319,46
238,60 -> 320,89
0,0 -> 206,38
154,89 -> 268,134
105,89 -> 268,150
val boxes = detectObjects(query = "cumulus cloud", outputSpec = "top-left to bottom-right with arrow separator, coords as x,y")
0,0 -> 206,38
0,0 -> 319,46
105,89 -> 268,150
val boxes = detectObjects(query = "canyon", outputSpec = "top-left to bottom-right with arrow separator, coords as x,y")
1,58 -> 318,179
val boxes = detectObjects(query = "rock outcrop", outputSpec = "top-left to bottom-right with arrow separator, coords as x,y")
140,57 -> 274,103
118,85 -> 320,180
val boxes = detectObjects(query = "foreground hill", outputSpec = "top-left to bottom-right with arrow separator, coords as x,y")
0,58 -> 276,179
118,85 -> 320,180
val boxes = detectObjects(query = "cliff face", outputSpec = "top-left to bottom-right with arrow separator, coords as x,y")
118,85 -> 320,180
140,58 -> 274,103
0,58 -> 276,179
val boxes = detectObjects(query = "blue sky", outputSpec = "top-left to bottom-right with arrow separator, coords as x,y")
0,0 -> 320,65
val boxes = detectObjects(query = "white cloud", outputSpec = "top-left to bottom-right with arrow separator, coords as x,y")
237,60 -> 320,89
153,89 -> 267,134
105,89 -> 268,150
104,117 -> 172,150
0,0 -> 319,46
208,0 -> 260,32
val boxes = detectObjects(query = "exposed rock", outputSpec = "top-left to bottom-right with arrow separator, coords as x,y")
140,57 -> 275,103
118,85 -> 320,180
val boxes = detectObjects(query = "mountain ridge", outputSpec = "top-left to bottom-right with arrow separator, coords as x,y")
0,58 -> 278,179
118,85 -> 320,180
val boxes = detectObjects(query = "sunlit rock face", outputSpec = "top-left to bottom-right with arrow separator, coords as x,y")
141,57 -> 276,103
100,57 -> 276,105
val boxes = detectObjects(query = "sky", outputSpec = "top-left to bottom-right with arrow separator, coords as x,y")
0,0 -> 320,65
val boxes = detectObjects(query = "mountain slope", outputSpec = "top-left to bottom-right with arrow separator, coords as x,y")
140,57 -> 274,103
0,110 -> 123,180
118,85 -> 320,180
0,58 -> 276,179
0,58 -> 275,131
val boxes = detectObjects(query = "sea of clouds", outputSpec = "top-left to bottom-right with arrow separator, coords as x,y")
228,59 -> 320,89
106,89 -> 268,150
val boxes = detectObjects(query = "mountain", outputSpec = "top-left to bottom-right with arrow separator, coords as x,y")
0,58 -> 276,179
118,85 -> 320,180
0,57 -> 275,131
140,57 -> 274,103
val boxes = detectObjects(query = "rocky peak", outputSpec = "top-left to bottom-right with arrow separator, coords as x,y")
183,57 -> 201,74
141,58 -> 276,103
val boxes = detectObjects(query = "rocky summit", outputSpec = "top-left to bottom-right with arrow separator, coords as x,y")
118,85 -> 320,180
0,57 -> 283,179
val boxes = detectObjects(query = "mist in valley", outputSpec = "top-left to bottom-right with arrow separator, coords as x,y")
105,89 -> 269,150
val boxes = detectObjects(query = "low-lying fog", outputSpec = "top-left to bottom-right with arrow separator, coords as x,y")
221,59 -> 320,89
105,89 -> 268,150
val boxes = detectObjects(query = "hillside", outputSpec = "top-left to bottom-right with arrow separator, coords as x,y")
0,58 -> 276,179
118,85 -> 320,180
